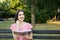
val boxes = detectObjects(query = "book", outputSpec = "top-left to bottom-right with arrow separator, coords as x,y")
12,30 -> 32,35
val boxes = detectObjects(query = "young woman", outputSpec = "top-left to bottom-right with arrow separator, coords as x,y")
10,10 -> 33,40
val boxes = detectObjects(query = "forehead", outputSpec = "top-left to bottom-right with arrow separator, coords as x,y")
18,11 -> 24,14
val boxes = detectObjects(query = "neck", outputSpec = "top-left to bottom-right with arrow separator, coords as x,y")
16,20 -> 24,25
19,21 -> 23,24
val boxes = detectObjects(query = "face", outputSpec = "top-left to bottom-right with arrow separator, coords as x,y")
18,11 -> 25,22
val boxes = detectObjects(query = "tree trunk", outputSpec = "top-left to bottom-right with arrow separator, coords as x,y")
31,0 -> 35,27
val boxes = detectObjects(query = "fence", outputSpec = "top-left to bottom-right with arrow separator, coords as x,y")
0,29 -> 60,39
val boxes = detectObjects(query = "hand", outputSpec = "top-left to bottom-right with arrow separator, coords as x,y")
23,35 -> 29,39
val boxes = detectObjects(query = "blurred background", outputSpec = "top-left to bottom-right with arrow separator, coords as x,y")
0,0 -> 60,40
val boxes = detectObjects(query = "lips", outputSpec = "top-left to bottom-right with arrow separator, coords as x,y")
20,17 -> 24,19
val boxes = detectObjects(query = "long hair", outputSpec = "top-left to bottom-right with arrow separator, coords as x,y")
15,10 -> 24,23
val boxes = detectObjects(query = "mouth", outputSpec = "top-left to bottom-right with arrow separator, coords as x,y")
20,17 -> 24,19
19,17 -> 24,19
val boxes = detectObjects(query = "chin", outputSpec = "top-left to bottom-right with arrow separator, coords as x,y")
19,20 -> 24,22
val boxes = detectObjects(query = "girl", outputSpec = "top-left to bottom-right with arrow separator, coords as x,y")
10,10 -> 33,40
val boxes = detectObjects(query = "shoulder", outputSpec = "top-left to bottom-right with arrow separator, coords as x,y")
26,22 -> 32,25
11,23 -> 16,26
10,23 -> 16,30
25,22 -> 33,28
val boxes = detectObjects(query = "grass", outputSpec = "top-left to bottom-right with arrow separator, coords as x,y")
0,21 -> 60,30
34,24 -> 60,30
0,21 -> 60,40
0,21 -> 14,29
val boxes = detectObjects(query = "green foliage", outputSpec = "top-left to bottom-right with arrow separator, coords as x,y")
34,0 -> 60,23
0,0 -> 60,23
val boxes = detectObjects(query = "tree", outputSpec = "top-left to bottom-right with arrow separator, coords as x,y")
0,0 -> 60,23
0,0 -> 27,18
31,0 -> 35,27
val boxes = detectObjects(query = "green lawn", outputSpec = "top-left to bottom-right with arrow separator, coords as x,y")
0,21 -> 14,29
0,21 -> 60,30
0,21 -> 60,40
34,24 -> 60,30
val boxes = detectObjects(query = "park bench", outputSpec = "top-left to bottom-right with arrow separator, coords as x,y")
0,29 -> 60,39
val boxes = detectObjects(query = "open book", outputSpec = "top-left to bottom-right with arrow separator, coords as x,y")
12,30 -> 32,35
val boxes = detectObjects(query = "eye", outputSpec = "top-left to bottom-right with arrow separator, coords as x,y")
18,14 -> 21,16
23,14 -> 24,15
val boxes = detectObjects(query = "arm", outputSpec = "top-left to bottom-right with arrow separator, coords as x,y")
12,31 -> 19,40
27,24 -> 33,40
24,32 -> 33,40
28,32 -> 33,40
24,23 -> 33,40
